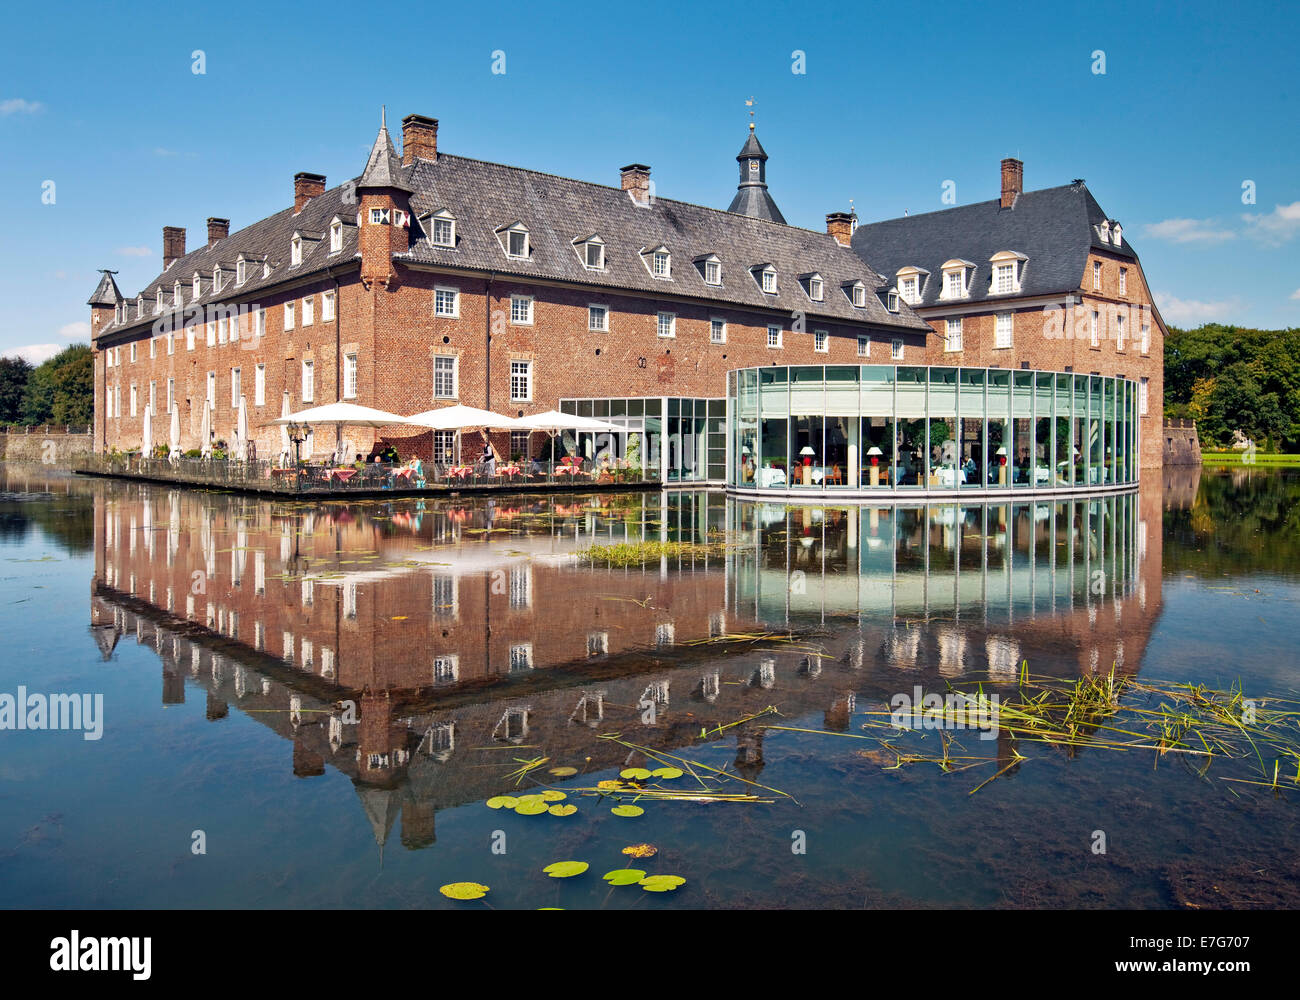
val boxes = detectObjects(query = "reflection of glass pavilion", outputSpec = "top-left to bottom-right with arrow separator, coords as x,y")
728,365 -> 1140,496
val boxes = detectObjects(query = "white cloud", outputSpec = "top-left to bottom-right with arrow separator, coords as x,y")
1154,291 -> 1239,325
1290,288 -> 1300,301
0,98 -> 44,116
2,343 -> 61,365
1242,201 -> 1300,246
1143,218 -> 1236,244
59,321 -> 90,339
115,245 -> 152,257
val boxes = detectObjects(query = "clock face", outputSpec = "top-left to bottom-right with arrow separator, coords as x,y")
748,159 -> 759,176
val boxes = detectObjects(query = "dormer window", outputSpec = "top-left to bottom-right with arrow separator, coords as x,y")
329,219 -> 343,254
290,234 -> 302,266
896,266 -> 928,305
154,290 -> 164,314
137,296 -> 144,319
1112,223 -> 1123,247
695,254 -> 722,285
427,209 -> 455,248
236,257 -> 247,286
575,235 -> 604,270
887,290 -> 899,312
843,280 -> 866,307
1099,220 -> 1111,244
940,260 -> 974,300
803,273 -> 824,301
173,280 -> 182,306
653,250 -> 670,276
495,222 -> 530,259
989,251 -> 1027,295
752,265 -> 777,294
193,273 -> 201,299
213,266 -> 223,293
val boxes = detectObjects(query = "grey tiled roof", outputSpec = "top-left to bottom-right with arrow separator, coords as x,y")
851,182 -> 1139,308
398,154 -> 927,331
87,270 -> 123,306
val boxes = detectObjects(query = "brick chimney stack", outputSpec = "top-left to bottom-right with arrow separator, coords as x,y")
401,114 -> 439,165
826,211 -> 854,246
162,227 -> 186,269
620,164 -> 651,205
294,172 -> 326,213
1001,157 -> 1023,209
206,217 -> 230,247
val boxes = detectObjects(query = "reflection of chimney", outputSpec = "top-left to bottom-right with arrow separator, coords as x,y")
826,211 -> 853,246
293,734 -> 326,777
1000,157 -> 1023,209
162,668 -> 185,705
206,217 -> 230,247
205,691 -> 228,720
401,114 -> 439,165
294,172 -> 326,213
620,163 -> 650,204
163,226 -> 186,269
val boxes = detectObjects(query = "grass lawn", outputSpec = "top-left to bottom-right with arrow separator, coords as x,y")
1201,451 -> 1300,466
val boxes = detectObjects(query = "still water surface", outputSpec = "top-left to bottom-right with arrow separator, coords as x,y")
0,464 -> 1297,909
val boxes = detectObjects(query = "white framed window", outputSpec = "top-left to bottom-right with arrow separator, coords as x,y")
995,262 -> 1015,293
584,239 -> 604,269
509,643 -> 534,672
943,270 -> 966,298
761,268 -> 777,293
431,212 -> 455,248
149,338 -> 156,359
886,290 -> 899,312
510,294 -> 533,325
857,335 -> 869,357
369,207 -> 390,225
508,566 -> 531,609
945,317 -> 963,352
767,324 -> 782,349
505,226 -> 529,258
173,280 -> 182,306
808,275 -> 823,301
254,365 -> 265,406
652,250 -> 670,277
657,311 -> 676,338
588,304 -> 608,331
217,315 -> 228,345
166,378 -> 174,413
704,259 -> 722,285
900,275 -> 918,303
167,330 -> 174,355
434,286 -> 459,318
1116,312 -> 1127,350
255,308 -> 266,337
130,385 -> 137,416
995,312 -> 1013,348
236,259 -> 247,286
343,353 -> 357,398
186,324 -> 195,351
301,360 -> 314,402
137,295 -> 145,318
230,368 -> 241,408
710,318 -> 726,344
851,283 -> 866,307
290,235 -> 302,266
1140,322 -> 1151,355
284,302 -> 295,330
1119,267 -> 1128,295
433,655 -> 459,685
206,321 -> 215,347
302,296 -> 314,327
1093,260 -> 1102,290
1139,377 -> 1149,415
433,355 -> 457,399
130,342 -> 137,363
154,291 -> 164,315
322,291 -> 335,322
1090,310 -> 1100,347
891,338 -> 904,360
329,220 -> 343,254
206,371 -> 215,403
813,330 -> 828,353
432,431 -> 455,465
510,359 -> 532,402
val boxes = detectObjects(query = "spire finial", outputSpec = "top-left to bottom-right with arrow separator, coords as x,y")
745,96 -> 755,130
380,105 -> 387,129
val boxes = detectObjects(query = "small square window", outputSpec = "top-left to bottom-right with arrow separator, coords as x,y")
761,269 -> 776,293
510,295 -> 533,325
891,339 -> 904,360
813,330 -> 828,352
434,287 -> 458,318
585,242 -> 604,269
710,318 -> 726,344
588,305 -> 608,331
507,229 -> 528,258
370,207 -> 390,225
808,277 -> 823,300
857,335 -> 869,357
704,260 -> 721,285
657,312 -> 675,338
767,325 -> 782,349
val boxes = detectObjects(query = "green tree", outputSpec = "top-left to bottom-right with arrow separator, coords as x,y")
0,356 -> 31,423
19,344 -> 93,426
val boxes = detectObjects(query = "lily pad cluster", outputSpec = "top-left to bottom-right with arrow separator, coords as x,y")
486,790 -> 577,817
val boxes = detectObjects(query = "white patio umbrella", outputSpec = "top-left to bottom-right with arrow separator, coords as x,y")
511,409 -> 621,467
266,401 -> 411,466
405,404 -> 520,466
199,400 -> 213,459
234,395 -> 249,460
141,404 -> 153,455
169,404 -> 181,456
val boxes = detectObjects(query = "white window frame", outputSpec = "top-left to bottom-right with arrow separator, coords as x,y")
857,335 -> 869,357
704,259 -> 722,285
1093,260 -> 1102,290
255,308 -> 266,337
994,262 -> 1015,294
945,317 -> 963,352
657,311 -> 676,338
1140,322 -> 1151,355
433,355 -> 458,400
509,360 -> 532,402
510,294 -> 533,325
430,212 -> 455,248
302,296 -> 314,327
301,359 -> 314,403
891,338 -> 904,360
995,312 -> 1013,349
1139,377 -> 1149,415
254,364 -> 265,406
851,282 -> 867,307
942,268 -> 967,300
329,220 -> 343,254
807,275 -> 824,301
583,239 -> 605,270
1119,267 -> 1128,295
206,371 -> 215,403
588,304 -> 608,332
290,236 -> 302,266
321,291 -> 335,322
369,207 -> 391,226
710,317 -> 726,344
284,302 -> 295,331
343,353 -> 357,399
236,259 -> 247,286
813,329 -> 829,353
1090,310 -> 1100,347
900,275 -> 918,304
149,337 -> 156,359
767,325 -> 782,349
166,378 -> 174,414
1116,312 -> 1127,350
130,342 -> 137,363
434,286 -> 459,319
652,250 -> 671,278
230,367 -> 241,409
186,324 -> 195,351
129,384 -> 137,417
761,268 -> 777,294
505,226 -> 529,259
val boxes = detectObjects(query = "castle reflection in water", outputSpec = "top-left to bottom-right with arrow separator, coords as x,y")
88,481 -> 1166,852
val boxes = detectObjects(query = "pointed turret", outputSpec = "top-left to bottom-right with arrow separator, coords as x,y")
357,108 -> 414,288
727,127 -> 786,224
87,270 -> 124,307
358,106 -> 413,194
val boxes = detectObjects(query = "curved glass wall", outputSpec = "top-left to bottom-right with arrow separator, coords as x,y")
728,365 -> 1139,495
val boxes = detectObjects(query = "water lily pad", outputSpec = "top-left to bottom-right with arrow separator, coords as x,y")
639,875 -> 686,892
622,843 -> 658,859
543,861 -> 589,878
549,766 -> 578,777
514,799 -> 548,815
603,868 -> 647,885
596,779 -> 625,791
515,793 -> 544,803
485,795 -> 519,809
547,803 -> 578,816
650,767 -> 684,779
440,881 -> 490,900
611,804 -> 645,818
620,767 -> 652,780
539,790 -> 567,802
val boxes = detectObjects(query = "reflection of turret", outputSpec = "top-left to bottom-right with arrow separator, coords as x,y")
293,731 -> 325,778
205,691 -> 228,721
400,797 -> 436,851
91,623 -> 120,661
355,784 -> 399,866
735,727 -> 766,779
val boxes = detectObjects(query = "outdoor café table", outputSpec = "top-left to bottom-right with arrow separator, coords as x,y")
392,467 -> 416,484
446,466 -> 473,481
330,467 -> 358,484
271,467 -> 301,483
498,464 -> 521,478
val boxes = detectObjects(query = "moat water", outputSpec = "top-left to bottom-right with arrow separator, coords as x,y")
1,463 -> 1297,909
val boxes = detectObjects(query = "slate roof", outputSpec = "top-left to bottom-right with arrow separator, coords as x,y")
398,153 -> 923,329
851,182 -> 1139,309
87,270 -> 123,306
97,125 -> 929,340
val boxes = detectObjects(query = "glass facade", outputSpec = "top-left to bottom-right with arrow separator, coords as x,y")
728,365 -> 1138,494
559,396 -> 726,483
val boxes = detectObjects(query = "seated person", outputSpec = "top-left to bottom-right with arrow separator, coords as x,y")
353,453 -> 366,470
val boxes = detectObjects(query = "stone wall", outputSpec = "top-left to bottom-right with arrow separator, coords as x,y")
0,429 -> 95,466
1163,419 -> 1201,466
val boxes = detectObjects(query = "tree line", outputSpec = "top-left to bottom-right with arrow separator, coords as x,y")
1164,324 -> 1300,451
0,345 -> 93,426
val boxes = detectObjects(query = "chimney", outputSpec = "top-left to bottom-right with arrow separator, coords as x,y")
826,211 -> 854,247
294,172 -> 326,213
401,114 -> 439,165
206,217 -> 230,247
1000,157 -> 1023,209
162,226 -> 186,269
620,164 -> 651,205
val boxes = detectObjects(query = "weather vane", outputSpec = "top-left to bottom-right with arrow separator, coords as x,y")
746,96 -> 755,130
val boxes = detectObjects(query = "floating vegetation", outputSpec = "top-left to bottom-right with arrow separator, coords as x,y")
622,843 -> 658,859
650,767 -> 683,779
543,861 -> 589,878
639,875 -> 686,893
539,790 -> 567,802
548,804 -> 578,817
485,796 -> 518,810
611,804 -> 645,818
549,766 -> 579,777
579,539 -> 730,567
604,869 -> 647,885
440,882 -> 490,900
514,799 -> 548,816
620,767 -> 652,780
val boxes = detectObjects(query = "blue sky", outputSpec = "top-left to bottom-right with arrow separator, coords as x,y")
1,0 -> 1296,364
